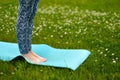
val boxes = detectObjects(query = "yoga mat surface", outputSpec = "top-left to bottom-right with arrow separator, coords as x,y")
0,41 -> 90,70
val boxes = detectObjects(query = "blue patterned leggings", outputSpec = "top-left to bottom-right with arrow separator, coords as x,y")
16,0 -> 39,54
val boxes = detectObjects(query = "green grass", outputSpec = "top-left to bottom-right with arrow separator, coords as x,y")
0,0 -> 120,80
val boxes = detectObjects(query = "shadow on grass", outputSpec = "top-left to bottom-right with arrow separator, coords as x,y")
10,56 -> 25,62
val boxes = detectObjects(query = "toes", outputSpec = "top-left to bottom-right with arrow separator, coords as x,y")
41,58 -> 46,62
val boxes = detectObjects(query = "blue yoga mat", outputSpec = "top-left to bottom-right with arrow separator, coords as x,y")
0,41 -> 90,70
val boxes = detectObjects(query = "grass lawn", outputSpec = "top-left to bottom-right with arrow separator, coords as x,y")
0,0 -> 120,80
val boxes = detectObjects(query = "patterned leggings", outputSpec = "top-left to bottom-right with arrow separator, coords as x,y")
16,0 -> 39,54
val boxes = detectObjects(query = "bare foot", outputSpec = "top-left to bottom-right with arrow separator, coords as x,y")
21,51 -> 46,63
29,51 -> 46,62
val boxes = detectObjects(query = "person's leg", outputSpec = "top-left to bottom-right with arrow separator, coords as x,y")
27,0 -> 40,51
16,0 -> 32,54
16,0 -> 46,63
28,0 -> 46,61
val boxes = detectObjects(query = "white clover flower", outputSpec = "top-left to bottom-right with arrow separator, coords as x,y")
0,72 -> 3,74
64,32 -> 67,35
104,54 -> 107,57
112,59 -> 115,61
60,35 -> 63,38
95,59 -> 98,62
43,24 -> 47,27
97,49 -> 100,52
75,35 -> 78,37
53,30 -> 56,32
78,41 -> 80,43
5,15 -> 9,18
105,48 -> 108,51
93,20 -> 98,23
7,30 -> 9,33
40,70 -> 43,72
111,53 -> 115,56
116,57 -> 118,60
69,31 -> 72,34
66,42 -> 68,44
57,41 -> 60,44
2,24 -> 4,27
112,60 -> 116,63
49,26 -> 51,29
100,52 -> 103,54
44,37 -> 47,40
11,72 -> 15,75
36,33 -> 38,36
50,35 -> 53,38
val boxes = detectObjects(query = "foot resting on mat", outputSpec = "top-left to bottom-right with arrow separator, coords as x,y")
21,51 -> 46,63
